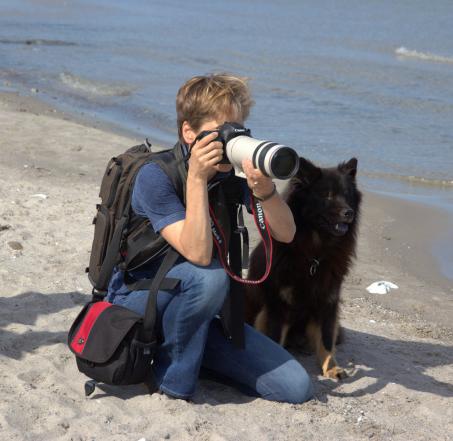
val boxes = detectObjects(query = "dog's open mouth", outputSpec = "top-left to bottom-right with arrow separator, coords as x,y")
332,222 -> 349,236
318,214 -> 354,237
319,218 -> 351,236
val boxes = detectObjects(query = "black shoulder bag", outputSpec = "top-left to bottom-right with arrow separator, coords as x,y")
68,248 -> 180,396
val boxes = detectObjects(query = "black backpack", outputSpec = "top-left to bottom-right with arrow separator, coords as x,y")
87,140 -> 188,296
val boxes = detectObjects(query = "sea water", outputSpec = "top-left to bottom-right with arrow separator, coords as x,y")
1,0 -> 452,278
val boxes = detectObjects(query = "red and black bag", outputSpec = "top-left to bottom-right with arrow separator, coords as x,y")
68,249 -> 180,396
68,302 -> 154,389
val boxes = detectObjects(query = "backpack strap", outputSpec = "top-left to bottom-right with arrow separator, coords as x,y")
152,142 -> 187,204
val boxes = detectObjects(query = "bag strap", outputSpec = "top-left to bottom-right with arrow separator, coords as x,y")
140,248 -> 180,340
125,277 -> 180,292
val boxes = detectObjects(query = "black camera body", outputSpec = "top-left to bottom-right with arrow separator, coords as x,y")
194,122 -> 251,164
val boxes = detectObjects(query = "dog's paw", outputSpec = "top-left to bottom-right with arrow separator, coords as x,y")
324,366 -> 347,380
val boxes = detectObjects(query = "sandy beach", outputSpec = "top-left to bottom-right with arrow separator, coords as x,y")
0,91 -> 452,441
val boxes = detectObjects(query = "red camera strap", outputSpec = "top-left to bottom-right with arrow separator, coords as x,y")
209,190 -> 273,284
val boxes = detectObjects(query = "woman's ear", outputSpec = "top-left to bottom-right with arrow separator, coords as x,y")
181,121 -> 196,145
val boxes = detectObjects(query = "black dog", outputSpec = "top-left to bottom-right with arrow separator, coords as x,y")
245,157 -> 361,379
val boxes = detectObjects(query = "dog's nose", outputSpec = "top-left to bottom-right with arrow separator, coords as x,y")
341,208 -> 354,220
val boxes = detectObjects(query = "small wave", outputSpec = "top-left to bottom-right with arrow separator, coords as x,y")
0,38 -> 77,47
363,171 -> 453,188
395,46 -> 453,64
404,175 -> 453,187
59,72 -> 135,97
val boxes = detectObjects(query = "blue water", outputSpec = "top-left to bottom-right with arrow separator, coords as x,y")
1,0 -> 453,277
1,0 -> 453,179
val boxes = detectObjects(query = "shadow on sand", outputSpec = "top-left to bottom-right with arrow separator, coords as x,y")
297,327 -> 453,402
0,290 -> 87,360
1,292 -> 451,403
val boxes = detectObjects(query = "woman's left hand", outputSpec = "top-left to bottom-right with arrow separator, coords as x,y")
242,159 -> 275,200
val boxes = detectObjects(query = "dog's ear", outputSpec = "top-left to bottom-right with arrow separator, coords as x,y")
339,158 -> 358,178
296,157 -> 321,187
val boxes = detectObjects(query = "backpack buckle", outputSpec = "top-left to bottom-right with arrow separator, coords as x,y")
91,288 -> 106,302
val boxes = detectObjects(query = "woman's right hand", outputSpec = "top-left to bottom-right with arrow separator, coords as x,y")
187,131 -> 224,181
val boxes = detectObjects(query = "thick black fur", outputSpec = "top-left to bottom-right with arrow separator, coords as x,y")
245,157 -> 361,374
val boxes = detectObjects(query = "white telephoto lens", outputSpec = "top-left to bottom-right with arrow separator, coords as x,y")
225,136 -> 299,179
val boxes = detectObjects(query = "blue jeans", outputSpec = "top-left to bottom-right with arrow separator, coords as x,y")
110,258 -> 313,403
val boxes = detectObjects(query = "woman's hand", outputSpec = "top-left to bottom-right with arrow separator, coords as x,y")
188,132 -> 224,181
242,159 -> 275,199
242,159 -> 295,243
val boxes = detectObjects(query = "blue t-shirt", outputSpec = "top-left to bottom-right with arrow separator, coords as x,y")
132,162 -> 186,233
107,159 -> 250,300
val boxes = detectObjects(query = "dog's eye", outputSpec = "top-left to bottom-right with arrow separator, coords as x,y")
321,190 -> 332,199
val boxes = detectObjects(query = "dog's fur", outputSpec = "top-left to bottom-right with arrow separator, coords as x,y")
245,157 -> 361,379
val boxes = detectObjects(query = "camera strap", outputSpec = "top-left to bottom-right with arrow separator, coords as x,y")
209,191 -> 273,284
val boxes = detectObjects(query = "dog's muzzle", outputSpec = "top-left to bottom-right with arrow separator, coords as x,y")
323,208 -> 355,236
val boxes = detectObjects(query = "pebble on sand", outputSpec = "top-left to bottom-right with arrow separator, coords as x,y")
7,241 -> 23,251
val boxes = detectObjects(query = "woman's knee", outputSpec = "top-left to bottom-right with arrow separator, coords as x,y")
257,360 -> 313,404
183,260 -> 229,314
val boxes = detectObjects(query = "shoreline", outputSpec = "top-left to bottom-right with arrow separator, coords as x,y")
0,89 -> 144,144
1,90 -> 452,440
3,86 -> 453,204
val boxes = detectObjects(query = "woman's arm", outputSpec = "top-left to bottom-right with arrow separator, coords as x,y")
160,132 -> 224,265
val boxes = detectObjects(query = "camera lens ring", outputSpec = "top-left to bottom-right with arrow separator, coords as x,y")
268,146 -> 299,179
252,141 -> 269,170
257,142 -> 278,177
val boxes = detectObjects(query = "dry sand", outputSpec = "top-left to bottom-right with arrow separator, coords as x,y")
0,91 -> 452,441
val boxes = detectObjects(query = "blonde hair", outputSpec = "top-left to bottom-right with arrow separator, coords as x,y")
176,73 -> 254,139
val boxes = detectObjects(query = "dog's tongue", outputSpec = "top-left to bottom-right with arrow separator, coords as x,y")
334,223 -> 349,234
